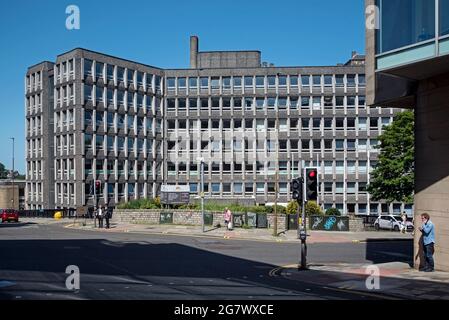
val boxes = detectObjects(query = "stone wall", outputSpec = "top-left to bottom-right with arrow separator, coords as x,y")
348,216 -> 365,232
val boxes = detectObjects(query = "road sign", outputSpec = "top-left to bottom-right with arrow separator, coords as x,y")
161,185 -> 190,205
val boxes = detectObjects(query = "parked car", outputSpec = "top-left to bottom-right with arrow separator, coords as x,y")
374,215 -> 413,232
1,209 -> 19,223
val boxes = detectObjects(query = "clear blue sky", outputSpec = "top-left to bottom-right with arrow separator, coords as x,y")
0,0 -> 365,173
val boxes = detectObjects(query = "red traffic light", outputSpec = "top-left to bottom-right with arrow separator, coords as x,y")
308,170 -> 317,178
95,180 -> 101,187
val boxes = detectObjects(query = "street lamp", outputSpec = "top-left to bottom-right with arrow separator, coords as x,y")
197,157 -> 205,232
10,137 -> 15,209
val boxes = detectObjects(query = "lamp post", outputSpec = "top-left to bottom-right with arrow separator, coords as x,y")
273,97 -> 280,237
10,137 -> 15,209
198,157 -> 205,232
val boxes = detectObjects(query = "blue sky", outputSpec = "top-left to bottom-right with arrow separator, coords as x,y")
0,0 -> 365,173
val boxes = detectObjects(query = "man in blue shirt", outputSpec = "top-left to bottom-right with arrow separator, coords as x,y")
419,213 -> 435,272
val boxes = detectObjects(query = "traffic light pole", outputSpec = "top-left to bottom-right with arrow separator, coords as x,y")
93,181 -> 97,228
299,198 -> 307,270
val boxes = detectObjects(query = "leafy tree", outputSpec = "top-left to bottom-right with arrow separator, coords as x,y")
367,111 -> 414,204
0,162 -> 7,179
286,201 -> 299,215
305,201 -> 323,216
325,207 -> 341,216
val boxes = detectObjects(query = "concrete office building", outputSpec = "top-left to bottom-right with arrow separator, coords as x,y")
25,36 -> 408,216
366,0 -> 449,270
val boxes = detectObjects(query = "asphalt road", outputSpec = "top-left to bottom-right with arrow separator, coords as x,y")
0,221 -> 412,300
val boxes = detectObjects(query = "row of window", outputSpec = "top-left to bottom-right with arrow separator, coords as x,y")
84,111 -> 162,133
83,59 -> 162,90
55,59 -> 75,82
26,116 -> 42,136
166,95 -> 366,111
55,84 -> 75,106
167,74 -> 366,90
167,117 -> 390,131
167,160 -> 376,174
184,181 -> 371,195
27,139 -> 43,158
26,94 -> 42,114
325,203 -> 413,215
84,134 -> 160,154
84,85 -> 160,110
26,71 -> 42,92
167,138 -> 379,153
55,134 -> 75,155
26,161 -> 42,180
84,182 -> 147,198
55,183 -> 75,203
26,183 -> 43,202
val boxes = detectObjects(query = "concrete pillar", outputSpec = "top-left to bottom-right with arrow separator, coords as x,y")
414,72 -> 449,272
190,36 -> 199,69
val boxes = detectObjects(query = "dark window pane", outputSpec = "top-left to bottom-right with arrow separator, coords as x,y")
377,0 -> 436,53
441,0 -> 449,36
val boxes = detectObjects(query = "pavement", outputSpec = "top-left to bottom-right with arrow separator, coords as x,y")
4,218 -> 449,300
276,262 -> 449,300
57,217 -> 413,244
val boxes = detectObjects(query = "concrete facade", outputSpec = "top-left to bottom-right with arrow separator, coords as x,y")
25,37 -> 408,217
365,0 -> 449,271
414,73 -> 449,271
0,180 -> 26,210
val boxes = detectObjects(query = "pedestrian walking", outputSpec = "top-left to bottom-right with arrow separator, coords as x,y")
419,213 -> 435,272
105,206 -> 110,229
98,206 -> 104,228
224,207 -> 232,231
401,212 -> 408,234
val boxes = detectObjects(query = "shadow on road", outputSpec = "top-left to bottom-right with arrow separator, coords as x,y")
365,238 -> 413,266
0,222 -> 38,229
0,237 -> 445,300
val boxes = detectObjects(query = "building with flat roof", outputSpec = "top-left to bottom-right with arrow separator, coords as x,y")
25,36 -> 408,216
0,180 -> 26,210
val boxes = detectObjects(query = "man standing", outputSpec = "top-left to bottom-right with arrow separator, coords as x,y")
98,206 -> 103,228
105,206 -> 110,229
419,213 -> 435,272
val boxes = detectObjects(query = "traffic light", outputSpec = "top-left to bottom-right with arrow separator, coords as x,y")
291,177 -> 303,202
95,180 -> 102,195
305,168 -> 318,201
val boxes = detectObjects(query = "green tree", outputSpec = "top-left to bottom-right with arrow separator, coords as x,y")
367,110 -> 414,204
325,207 -> 341,216
286,201 -> 299,215
305,201 -> 323,216
0,162 -> 7,179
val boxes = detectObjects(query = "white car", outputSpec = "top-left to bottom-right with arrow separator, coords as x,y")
374,215 -> 414,232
